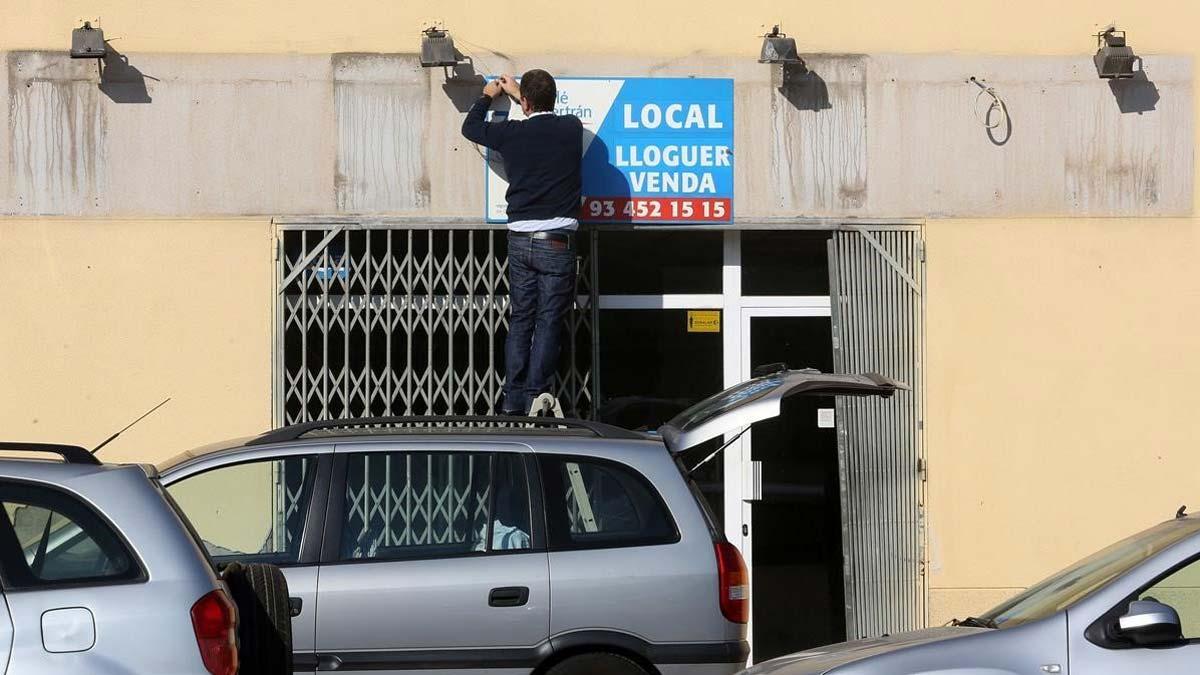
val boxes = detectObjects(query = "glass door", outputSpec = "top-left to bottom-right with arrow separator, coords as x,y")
737,309 -> 845,663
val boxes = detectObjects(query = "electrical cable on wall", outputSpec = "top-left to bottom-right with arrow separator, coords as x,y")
454,36 -> 506,75
453,36 -> 511,162
968,76 -> 1012,145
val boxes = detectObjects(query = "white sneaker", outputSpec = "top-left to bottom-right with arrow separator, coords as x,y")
528,393 -> 563,418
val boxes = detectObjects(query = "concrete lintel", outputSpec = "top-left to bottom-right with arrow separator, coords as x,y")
272,214 -> 923,230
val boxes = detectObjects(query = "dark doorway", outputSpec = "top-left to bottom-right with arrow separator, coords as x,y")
595,309 -> 723,431
748,315 -> 844,662
595,308 -> 725,526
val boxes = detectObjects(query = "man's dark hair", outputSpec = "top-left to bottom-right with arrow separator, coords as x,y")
520,69 -> 557,113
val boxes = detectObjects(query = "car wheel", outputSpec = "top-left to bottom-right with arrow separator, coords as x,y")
222,561 -> 293,675
545,652 -> 649,675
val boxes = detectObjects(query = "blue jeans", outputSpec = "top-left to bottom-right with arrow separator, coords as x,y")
504,232 -> 577,413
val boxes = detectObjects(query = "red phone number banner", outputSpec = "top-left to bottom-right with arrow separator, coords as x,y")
580,197 -> 731,223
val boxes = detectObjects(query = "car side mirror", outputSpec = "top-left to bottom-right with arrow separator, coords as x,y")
1118,600 -> 1183,646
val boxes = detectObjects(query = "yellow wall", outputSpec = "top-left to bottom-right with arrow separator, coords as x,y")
0,219 -> 274,464
925,216 -> 1200,622
3,1 -> 1196,57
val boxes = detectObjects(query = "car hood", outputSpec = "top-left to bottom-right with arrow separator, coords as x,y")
743,627 -> 987,675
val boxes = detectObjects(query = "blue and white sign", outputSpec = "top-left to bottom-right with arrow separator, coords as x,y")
485,77 -> 734,224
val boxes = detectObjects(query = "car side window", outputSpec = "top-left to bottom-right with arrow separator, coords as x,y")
1139,558 -> 1200,639
168,455 -> 317,565
340,452 -> 532,561
540,456 -> 678,550
0,482 -> 140,588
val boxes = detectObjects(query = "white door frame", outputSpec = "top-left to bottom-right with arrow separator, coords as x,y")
721,231 -> 833,655
725,305 -> 832,655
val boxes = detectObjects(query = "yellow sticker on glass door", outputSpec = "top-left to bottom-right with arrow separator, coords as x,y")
687,310 -> 721,333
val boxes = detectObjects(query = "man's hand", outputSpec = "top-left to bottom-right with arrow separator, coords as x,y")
482,79 -> 504,99
498,74 -> 521,100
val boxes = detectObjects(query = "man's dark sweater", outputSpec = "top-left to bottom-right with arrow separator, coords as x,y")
462,95 -> 583,222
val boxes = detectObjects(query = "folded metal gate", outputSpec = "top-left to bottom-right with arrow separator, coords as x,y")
271,457 -> 313,553
274,224 -> 598,425
828,227 -> 926,639
342,452 -> 492,558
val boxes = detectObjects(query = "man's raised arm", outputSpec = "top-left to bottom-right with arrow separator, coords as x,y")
461,79 -> 507,149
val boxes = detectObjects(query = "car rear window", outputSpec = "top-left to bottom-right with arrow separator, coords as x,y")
666,375 -> 786,434
0,481 -> 143,588
540,455 -> 679,550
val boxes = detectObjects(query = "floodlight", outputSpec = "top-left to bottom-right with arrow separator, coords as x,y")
71,21 -> 106,59
759,25 -> 804,67
420,27 -> 459,68
1094,26 -> 1137,79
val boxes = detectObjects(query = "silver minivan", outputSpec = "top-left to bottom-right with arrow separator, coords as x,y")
159,370 -> 901,675
744,511 -> 1200,675
0,443 -> 237,675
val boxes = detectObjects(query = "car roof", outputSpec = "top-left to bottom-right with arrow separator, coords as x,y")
0,442 -> 142,481
0,457 -> 151,486
158,416 -> 660,473
245,416 -> 644,446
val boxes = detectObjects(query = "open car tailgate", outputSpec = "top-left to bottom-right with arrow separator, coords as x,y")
659,369 -> 907,454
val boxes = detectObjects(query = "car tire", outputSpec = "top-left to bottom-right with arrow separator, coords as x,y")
221,561 -> 293,675
545,652 -> 648,675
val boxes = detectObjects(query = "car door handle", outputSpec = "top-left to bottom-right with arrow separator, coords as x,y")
316,654 -> 343,671
289,597 -> 303,617
489,586 -> 529,607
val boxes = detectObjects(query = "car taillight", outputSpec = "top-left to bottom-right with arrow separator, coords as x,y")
191,590 -> 238,675
715,541 -> 749,624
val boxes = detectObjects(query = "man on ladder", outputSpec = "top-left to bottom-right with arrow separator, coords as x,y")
462,69 -> 581,417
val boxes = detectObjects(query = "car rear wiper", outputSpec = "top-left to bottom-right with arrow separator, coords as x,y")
952,616 -> 998,629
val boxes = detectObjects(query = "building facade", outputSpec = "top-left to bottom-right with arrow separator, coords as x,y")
2,0 -> 1198,664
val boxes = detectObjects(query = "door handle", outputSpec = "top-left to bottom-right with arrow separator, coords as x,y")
316,654 -> 343,671
289,597 -> 303,617
489,586 -> 529,607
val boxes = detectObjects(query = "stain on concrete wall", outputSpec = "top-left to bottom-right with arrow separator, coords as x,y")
867,54 -> 1193,217
760,55 -> 868,213
0,59 -> 5,211
333,54 -> 430,213
3,52 -> 335,216
6,53 -> 106,214
1063,58 -> 1192,214
0,51 -> 1192,219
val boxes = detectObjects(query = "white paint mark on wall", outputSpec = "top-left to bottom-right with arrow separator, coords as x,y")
334,54 -> 430,213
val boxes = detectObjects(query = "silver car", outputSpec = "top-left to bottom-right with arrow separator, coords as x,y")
0,443 -> 236,674
744,510 -> 1200,675
159,369 -> 901,675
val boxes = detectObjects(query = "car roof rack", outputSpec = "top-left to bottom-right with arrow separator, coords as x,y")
0,442 -> 101,466
245,415 -> 646,447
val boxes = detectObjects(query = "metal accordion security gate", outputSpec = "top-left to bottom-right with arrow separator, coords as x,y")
274,223 -> 598,426
828,226 -> 927,639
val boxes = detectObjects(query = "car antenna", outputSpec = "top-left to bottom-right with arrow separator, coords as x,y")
1177,505 -> 1188,519
91,397 -> 172,455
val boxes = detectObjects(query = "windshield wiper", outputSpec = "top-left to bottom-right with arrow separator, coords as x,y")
952,616 -> 998,629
